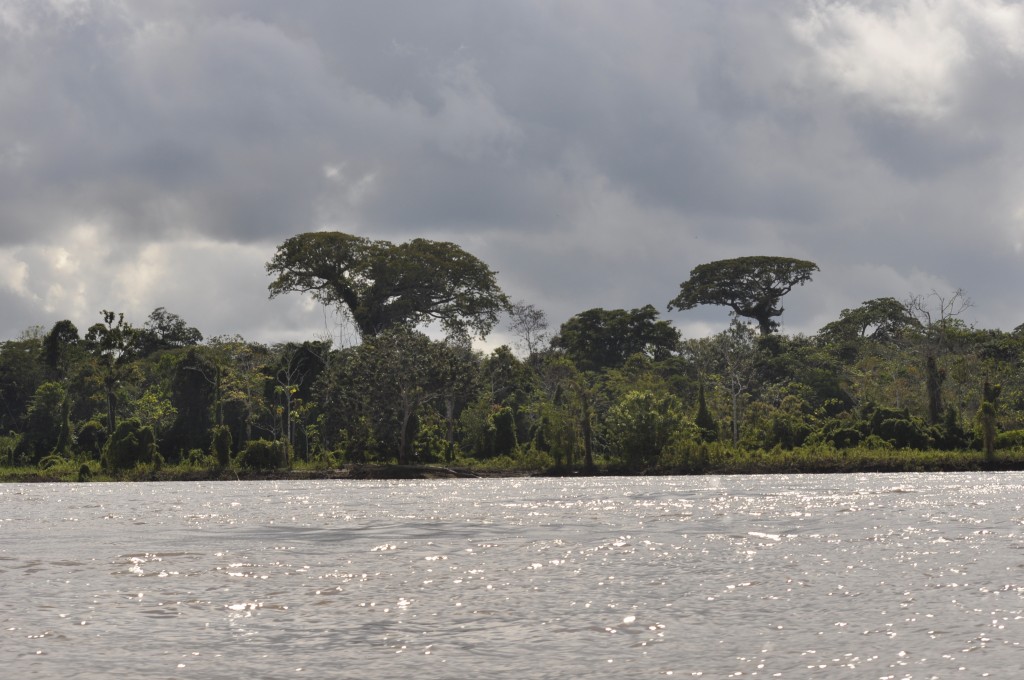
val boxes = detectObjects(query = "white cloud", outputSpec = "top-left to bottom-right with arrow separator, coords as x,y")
794,0 -> 1024,119
793,0 -> 968,118
0,251 -> 31,298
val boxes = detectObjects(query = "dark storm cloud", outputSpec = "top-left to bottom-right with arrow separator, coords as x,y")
3,0 -> 1024,344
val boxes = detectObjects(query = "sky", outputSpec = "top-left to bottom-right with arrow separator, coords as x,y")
3,0 -> 1024,349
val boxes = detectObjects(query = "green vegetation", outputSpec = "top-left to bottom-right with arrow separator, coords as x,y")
669,256 -> 819,336
266,231 -> 509,340
3,240 -> 1024,482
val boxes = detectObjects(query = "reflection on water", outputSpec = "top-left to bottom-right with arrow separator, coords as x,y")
3,474 -> 1024,678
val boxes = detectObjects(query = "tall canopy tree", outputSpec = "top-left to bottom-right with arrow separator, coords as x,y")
0,336 -> 46,433
164,348 -> 218,460
133,307 -> 203,357
42,320 -> 80,378
266,231 -> 510,340
551,305 -> 680,372
84,311 -> 137,434
906,288 -> 973,424
819,297 -> 920,344
507,301 -> 550,360
668,256 -> 819,335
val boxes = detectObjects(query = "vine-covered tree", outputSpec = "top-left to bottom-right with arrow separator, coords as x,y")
15,381 -> 66,464
668,256 -> 819,335
164,348 -> 218,459
266,231 -> 509,340
103,418 -> 158,471
41,320 -> 80,378
978,379 -> 1001,464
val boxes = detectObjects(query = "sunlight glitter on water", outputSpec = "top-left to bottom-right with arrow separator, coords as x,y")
4,474 -> 1024,677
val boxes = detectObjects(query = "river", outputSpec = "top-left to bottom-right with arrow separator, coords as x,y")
3,473 -> 1024,678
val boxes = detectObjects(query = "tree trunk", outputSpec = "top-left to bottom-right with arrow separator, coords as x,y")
580,389 -> 595,473
398,395 -> 412,465
444,398 -> 456,463
105,381 -> 117,434
731,390 -> 739,445
925,355 -> 944,425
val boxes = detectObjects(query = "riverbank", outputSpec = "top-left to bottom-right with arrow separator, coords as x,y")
4,444 -> 1024,483
0,462 -> 531,484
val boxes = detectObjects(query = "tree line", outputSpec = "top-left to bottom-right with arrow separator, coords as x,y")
2,232 -> 1022,478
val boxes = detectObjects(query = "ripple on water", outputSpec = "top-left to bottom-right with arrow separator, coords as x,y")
3,474 -> 1024,678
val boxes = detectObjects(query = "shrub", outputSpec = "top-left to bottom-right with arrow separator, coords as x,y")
658,439 -> 710,473
236,439 -> 286,471
861,434 -> 894,450
997,429 -> 1024,449
320,449 -> 345,468
0,434 -> 19,466
515,445 -> 555,472
828,427 -> 862,449
183,448 -> 216,468
876,417 -> 932,449
39,453 -> 68,470
76,420 -> 107,460
767,414 -> 813,449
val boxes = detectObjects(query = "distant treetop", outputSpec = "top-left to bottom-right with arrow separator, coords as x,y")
668,255 -> 818,335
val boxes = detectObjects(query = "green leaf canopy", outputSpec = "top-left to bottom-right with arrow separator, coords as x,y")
669,256 -> 818,335
267,231 -> 509,340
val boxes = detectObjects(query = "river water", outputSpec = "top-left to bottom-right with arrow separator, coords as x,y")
2,473 -> 1024,678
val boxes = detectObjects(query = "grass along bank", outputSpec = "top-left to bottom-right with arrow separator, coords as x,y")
4,443 -> 1024,483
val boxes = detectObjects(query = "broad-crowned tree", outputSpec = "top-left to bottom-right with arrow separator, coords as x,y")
133,308 -> 203,357
551,305 -> 679,372
267,231 -> 509,340
669,256 -> 818,335
819,297 -> 920,345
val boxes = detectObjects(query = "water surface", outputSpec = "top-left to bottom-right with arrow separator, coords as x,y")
3,474 -> 1024,678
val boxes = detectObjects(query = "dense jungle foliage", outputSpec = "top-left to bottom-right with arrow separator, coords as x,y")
3,238 -> 1023,481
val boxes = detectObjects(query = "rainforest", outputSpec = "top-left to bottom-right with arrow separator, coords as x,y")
2,233 -> 1023,482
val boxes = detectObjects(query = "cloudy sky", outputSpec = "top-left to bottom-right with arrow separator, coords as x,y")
3,0 -> 1024,348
